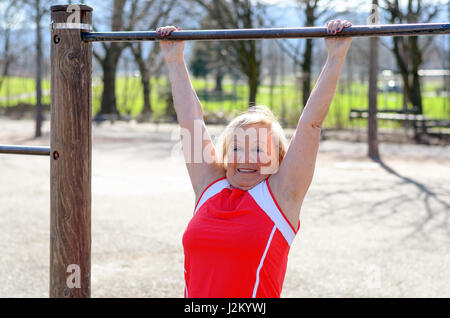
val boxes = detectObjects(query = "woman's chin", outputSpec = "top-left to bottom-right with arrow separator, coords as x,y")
229,175 -> 265,190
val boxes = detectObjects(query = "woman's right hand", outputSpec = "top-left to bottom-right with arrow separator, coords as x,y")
157,26 -> 185,64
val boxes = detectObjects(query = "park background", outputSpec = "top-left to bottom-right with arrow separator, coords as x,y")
0,0 -> 449,298
0,0 -> 449,134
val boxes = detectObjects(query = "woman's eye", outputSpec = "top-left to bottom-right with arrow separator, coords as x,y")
256,146 -> 265,153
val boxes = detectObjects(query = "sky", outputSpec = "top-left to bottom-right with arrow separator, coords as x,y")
0,2 -> 27,30
1,0 -> 448,30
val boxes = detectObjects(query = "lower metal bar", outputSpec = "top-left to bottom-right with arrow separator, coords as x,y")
0,145 -> 51,156
82,23 -> 450,42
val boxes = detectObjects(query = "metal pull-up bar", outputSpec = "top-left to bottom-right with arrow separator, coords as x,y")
0,145 -> 50,156
81,22 -> 450,42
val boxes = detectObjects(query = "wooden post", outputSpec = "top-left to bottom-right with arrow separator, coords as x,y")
368,0 -> 380,160
50,4 -> 92,298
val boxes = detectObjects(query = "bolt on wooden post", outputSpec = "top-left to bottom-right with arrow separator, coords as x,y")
50,4 -> 93,298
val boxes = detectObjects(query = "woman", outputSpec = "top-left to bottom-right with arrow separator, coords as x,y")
157,19 -> 353,298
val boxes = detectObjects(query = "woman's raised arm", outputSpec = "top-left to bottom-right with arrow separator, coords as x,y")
269,20 -> 353,228
159,26 -> 225,199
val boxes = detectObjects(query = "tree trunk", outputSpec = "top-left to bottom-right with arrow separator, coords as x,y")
164,75 -> 176,120
0,28 -> 11,91
301,38 -> 313,108
368,0 -> 379,160
214,71 -> 223,92
141,75 -> 152,115
34,0 -> 43,138
130,43 -> 154,117
247,58 -> 259,106
301,0 -> 318,109
97,0 -> 126,117
409,36 -> 423,113
409,72 -> 422,113
402,75 -> 409,112
368,36 -> 379,160
248,75 -> 258,106
100,47 -> 122,115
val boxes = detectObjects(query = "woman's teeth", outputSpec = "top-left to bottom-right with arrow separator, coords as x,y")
238,168 -> 257,173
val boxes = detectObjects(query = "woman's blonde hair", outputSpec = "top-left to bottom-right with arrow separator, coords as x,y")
217,105 -> 288,169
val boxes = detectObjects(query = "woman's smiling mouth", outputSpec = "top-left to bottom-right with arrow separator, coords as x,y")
237,168 -> 258,173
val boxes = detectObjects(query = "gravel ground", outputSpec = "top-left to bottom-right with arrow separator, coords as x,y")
0,118 -> 449,298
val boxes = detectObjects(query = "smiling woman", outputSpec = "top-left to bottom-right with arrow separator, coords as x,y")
218,105 -> 288,189
157,19 -> 353,298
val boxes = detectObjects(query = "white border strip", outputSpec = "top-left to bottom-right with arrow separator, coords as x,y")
249,182 -> 295,246
51,22 -> 93,31
252,225 -> 276,298
194,179 -> 230,215
184,268 -> 188,298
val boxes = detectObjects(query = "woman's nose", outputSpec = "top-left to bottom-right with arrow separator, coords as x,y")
236,149 -> 248,163
236,149 -> 258,164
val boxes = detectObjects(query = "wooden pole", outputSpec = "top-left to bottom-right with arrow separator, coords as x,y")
368,0 -> 380,160
50,4 -> 93,298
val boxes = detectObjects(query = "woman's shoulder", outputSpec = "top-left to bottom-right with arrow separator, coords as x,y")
194,170 -> 227,203
267,174 -> 301,232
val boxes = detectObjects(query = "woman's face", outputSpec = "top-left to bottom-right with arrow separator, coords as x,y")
226,123 -> 279,190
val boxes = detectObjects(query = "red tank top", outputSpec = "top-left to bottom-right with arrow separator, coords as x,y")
182,177 -> 300,298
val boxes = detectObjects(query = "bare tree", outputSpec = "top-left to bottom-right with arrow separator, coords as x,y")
0,3 -> 16,91
128,0 -> 175,118
190,13 -> 236,94
33,0 -> 45,137
382,0 -> 441,114
276,0 -> 337,109
298,0 -> 330,108
93,0 -> 128,118
194,0 -> 266,105
265,42 -> 280,110
8,0 -> 54,137
94,0 -> 178,118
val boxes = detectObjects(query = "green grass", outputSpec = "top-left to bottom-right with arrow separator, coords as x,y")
2,76 -> 448,129
0,77 -> 51,106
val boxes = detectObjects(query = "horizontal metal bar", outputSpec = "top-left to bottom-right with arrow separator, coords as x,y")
82,22 -> 450,42
0,145 -> 51,156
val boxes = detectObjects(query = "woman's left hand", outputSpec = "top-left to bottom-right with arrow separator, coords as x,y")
324,19 -> 353,59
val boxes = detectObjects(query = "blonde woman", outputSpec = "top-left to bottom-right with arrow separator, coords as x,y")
157,19 -> 353,298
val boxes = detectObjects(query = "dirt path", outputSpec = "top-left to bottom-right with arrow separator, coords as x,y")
0,118 -> 449,297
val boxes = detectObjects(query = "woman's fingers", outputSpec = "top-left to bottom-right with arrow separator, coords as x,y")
336,21 -> 344,33
156,25 -> 179,36
165,26 -> 177,35
327,20 -> 339,34
326,19 -> 352,34
339,20 -> 352,31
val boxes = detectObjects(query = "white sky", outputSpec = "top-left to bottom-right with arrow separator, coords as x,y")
1,0 -> 448,31
0,2 -> 27,30
259,0 -> 449,14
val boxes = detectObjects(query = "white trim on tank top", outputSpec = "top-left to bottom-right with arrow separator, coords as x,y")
193,178 -> 295,245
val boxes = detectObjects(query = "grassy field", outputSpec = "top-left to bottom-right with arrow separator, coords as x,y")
0,77 -> 51,106
1,76 -> 448,129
